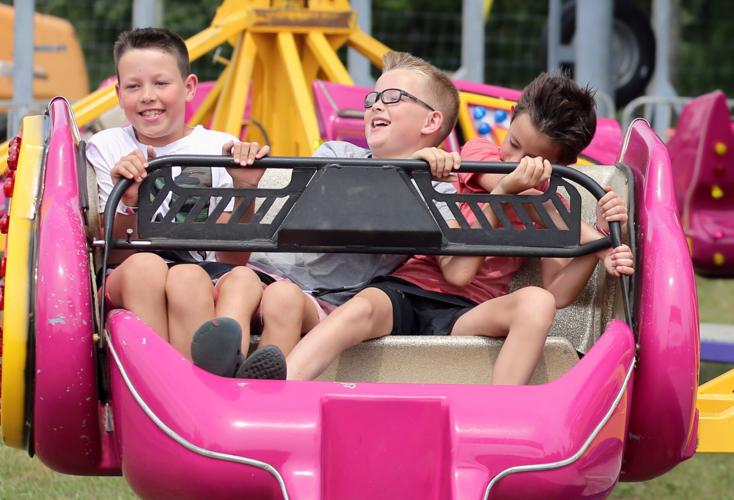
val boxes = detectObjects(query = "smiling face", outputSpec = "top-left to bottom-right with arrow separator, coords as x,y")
115,47 -> 197,147
500,112 -> 562,164
364,68 -> 439,158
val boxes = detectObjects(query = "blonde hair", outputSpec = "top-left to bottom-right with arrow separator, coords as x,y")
382,51 -> 459,142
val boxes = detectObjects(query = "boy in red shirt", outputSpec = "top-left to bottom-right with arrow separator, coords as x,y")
285,72 -> 633,384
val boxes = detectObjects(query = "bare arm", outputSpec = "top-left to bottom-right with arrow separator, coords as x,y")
540,224 -> 606,308
541,189 -> 632,308
100,146 -> 153,263
436,156 -> 552,286
215,141 -> 270,265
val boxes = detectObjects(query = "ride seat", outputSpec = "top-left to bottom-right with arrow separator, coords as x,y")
258,164 -> 633,385
667,90 -> 734,275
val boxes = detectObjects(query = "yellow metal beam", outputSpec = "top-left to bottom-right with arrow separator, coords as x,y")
0,1 -> 392,168
697,368 -> 734,453
187,65 -> 229,127
187,20 -> 250,61
699,367 -> 734,394
276,32 -> 321,153
347,29 -> 391,67
326,34 -> 350,50
306,31 -> 353,85
1,115 -> 45,449
211,33 -> 256,137
0,141 -> 8,174
69,84 -> 118,128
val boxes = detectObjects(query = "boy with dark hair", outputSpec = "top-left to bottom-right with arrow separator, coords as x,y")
512,72 -> 597,165
283,72 -> 633,384
87,27 -> 280,378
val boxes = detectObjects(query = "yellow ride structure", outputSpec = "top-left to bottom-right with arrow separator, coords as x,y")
0,0 -> 732,455
697,369 -> 734,452
0,0 -> 391,167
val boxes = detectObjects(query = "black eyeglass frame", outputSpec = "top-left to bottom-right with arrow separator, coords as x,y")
363,88 -> 436,112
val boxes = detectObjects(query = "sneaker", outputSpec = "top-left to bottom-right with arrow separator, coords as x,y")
191,317 -> 244,377
235,345 -> 287,380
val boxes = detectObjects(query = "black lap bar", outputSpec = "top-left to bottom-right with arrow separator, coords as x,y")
104,155 -> 621,257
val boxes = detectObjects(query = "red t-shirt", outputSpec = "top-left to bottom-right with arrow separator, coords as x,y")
390,139 -> 525,304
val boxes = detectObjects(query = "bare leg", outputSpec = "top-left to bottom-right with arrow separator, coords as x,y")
166,264 -> 215,359
451,286 -> 555,385
213,266 -> 264,354
286,288 -> 394,380
106,252 -> 169,340
259,281 -> 321,356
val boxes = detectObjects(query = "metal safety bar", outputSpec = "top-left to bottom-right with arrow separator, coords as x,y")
99,155 -> 632,332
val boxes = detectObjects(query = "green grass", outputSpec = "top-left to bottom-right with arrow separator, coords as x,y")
0,445 -> 135,498
696,276 -> 734,324
610,361 -> 734,499
2,278 -> 734,499
611,276 -> 734,498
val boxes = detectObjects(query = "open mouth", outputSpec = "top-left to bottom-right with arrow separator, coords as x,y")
371,118 -> 390,129
140,109 -> 164,119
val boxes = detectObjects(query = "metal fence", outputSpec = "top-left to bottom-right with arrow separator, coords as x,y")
373,5 -> 548,90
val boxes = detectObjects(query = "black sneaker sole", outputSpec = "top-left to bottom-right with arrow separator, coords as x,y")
191,317 -> 244,377
235,345 -> 287,380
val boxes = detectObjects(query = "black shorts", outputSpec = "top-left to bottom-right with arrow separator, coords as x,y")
197,261 -> 275,285
368,276 -> 476,335
184,262 -> 276,338
99,260 -> 275,285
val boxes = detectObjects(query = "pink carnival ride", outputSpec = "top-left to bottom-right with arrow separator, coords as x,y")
182,78 -> 623,166
0,95 -> 699,499
667,90 -> 734,276
311,79 -> 623,165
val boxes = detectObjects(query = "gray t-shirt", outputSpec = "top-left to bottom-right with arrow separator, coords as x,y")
248,141 -> 456,305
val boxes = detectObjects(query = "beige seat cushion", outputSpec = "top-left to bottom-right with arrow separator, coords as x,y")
316,335 -> 580,385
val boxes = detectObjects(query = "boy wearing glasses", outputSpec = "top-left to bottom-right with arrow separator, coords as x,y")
192,51 -> 462,378
281,72 -> 633,385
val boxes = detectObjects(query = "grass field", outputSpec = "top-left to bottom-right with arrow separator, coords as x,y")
1,276 -> 733,498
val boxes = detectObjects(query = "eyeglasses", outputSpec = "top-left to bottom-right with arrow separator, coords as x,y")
363,88 -> 435,111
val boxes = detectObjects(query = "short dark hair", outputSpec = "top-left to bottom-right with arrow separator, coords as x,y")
113,27 -> 190,79
514,72 -> 597,165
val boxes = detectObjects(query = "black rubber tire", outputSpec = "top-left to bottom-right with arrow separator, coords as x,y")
540,0 -> 656,107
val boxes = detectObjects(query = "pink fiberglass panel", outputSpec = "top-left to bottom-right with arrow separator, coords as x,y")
33,98 -> 101,474
320,396 -> 451,500
668,90 -> 734,275
618,119 -> 699,480
107,308 -> 634,499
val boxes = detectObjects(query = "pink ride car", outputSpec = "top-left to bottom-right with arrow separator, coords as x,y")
0,96 -> 698,499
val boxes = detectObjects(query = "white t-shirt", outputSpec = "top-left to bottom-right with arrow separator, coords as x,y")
248,141 -> 458,305
86,125 -> 238,262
